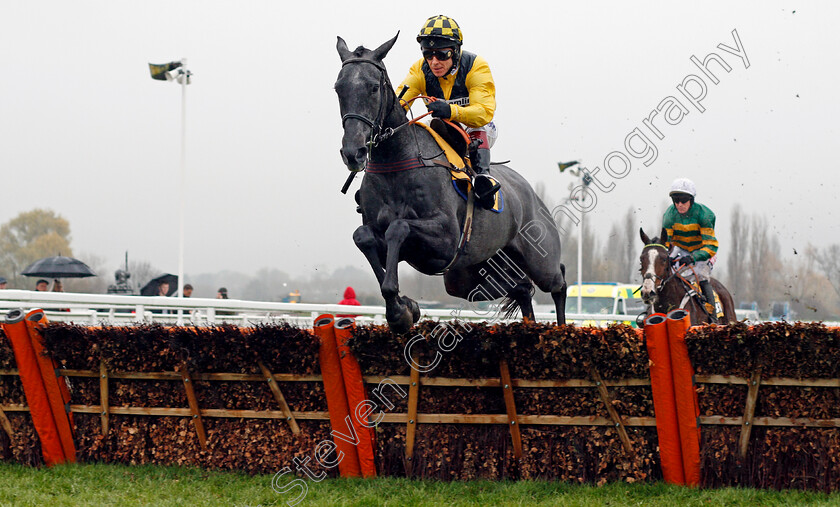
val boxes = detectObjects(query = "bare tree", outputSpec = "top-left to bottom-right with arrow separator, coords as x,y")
622,207 -> 637,281
781,245 -> 840,319
746,215 -> 783,310
63,253 -> 108,294
727,205 -> 746,301
129,260 -> 161,292
815,244 -> 840,299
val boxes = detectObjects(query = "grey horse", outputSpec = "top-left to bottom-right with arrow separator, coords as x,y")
335,34 -> 567,334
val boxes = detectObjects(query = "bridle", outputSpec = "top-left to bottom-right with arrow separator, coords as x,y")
641,243 -> 676,301
641,243 -> 706,316
339,58 -> 406,152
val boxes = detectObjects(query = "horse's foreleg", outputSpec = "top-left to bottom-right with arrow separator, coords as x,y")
353,225 -> 386,285
381,220 -> 420,334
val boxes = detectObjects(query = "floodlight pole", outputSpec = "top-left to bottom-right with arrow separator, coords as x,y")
558,161 -> 585,316
576,170 -> 583,315
178,58 -> 187,299
176,58 -> 188,325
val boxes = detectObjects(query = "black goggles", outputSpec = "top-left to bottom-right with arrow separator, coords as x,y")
422,48 -> 454,61
672,194 -> 692,204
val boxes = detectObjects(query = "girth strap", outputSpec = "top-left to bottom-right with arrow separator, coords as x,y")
366,158 -> 427,173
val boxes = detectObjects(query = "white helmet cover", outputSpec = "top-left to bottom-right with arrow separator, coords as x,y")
669,178 -> 697,197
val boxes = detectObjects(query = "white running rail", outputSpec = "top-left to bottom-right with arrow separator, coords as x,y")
0,290 -> 637,328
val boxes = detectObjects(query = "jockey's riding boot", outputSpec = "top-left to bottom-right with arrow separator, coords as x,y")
471,148 -> 500,209
699,280 -> 718,323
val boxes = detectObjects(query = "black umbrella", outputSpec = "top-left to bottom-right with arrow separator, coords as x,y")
21,256 -> 97,278
140,273 -> 178,296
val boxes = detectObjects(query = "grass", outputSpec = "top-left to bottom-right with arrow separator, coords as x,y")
0,462 -> 837,506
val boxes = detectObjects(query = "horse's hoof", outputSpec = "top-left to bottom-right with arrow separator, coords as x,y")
388,309 -> 415,335
402,296 -> 421,324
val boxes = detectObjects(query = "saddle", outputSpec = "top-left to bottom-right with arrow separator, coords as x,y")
415,120 -> 504,213
429,118 -> 470,160
674,267 -> 723,320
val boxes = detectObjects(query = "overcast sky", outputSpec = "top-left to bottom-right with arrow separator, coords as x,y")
1,2 -> 836,283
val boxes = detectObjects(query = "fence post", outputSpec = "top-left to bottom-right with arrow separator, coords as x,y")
739,369 -> 762,459
499,359 -> 522,460
100,360 -> 109,436
257,360 -> 300,434
405,356 -> 421,476
179,364 -> 207,450
591,366 -> 634,455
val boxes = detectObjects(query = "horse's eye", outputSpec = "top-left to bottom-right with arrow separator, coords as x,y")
369,84 -> 380,95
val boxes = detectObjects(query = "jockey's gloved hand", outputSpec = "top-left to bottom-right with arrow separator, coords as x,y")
677,254 -> 694,265
426,100 -> 451,119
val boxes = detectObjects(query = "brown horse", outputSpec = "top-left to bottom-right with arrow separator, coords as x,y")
639,228 -> 736,325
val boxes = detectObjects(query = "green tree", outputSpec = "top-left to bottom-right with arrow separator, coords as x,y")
0,209 -> 73,288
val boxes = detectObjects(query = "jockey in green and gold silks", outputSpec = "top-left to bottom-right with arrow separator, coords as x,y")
662,178 -> 719,321
663,203 -> 718,262
397,15 -> 500,209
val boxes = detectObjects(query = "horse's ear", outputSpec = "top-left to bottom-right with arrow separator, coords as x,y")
337,36 -> 354,62
639,227 -> 650,245
659,227 -> 668,244
371,31 -> 399,62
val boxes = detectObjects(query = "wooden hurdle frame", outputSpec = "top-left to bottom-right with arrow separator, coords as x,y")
3,366 -> 838,462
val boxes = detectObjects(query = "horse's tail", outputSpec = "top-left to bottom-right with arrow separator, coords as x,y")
500,284 -> 536,320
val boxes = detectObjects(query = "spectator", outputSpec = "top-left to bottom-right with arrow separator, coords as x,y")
183,284 -> 193,298
52,279 -> 69,312
337,286 -> 361,318
216,287 -> 234,316
339,287 -> 361,306
35,279 -> 49,291
0,277 -> 7,290
149,281 -> 172,315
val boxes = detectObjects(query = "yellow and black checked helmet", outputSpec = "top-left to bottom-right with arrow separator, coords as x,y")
417,15 -> 463,47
